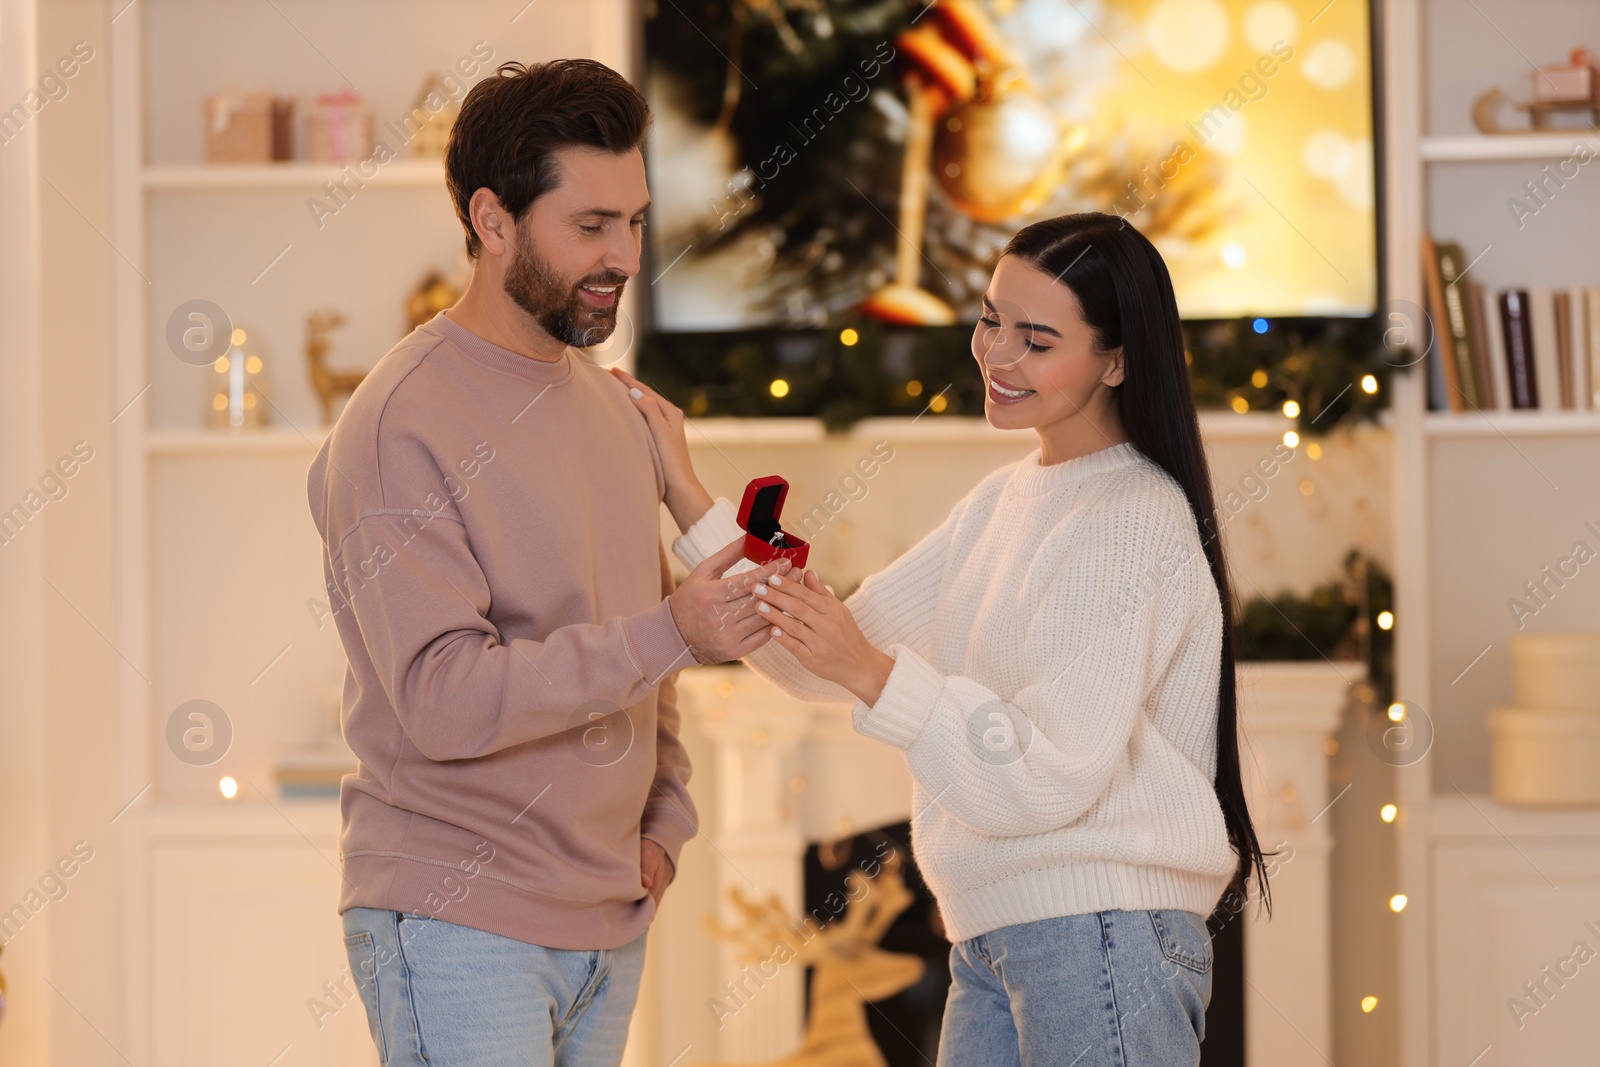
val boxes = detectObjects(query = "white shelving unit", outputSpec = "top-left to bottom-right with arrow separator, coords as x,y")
108,3 -> 633,1064
1418,133 -> 1600,162
143,426 -> 332,455
1422,411 -> 1600,437
141,159 -> 447,190
1386,2 -> 1600,1065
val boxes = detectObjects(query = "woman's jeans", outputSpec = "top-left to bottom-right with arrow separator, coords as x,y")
341,907 -> 648,1067
937,909 -> 1213,1067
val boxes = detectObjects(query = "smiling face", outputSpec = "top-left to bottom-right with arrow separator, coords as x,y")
972,254 -> 1127,458
501,145 -> 649,348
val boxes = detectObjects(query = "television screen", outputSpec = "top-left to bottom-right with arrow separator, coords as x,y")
641,0 -> 1377,332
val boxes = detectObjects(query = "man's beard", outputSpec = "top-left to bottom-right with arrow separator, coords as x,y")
503,234 -> 626,349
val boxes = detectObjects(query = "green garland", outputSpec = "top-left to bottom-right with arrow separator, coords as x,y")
637,313 -> 1411,436
1184,315 -> 1410,436
1234,548 -> 1394,704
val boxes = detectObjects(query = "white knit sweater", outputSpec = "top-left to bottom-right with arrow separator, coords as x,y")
671,440 -> 1237,941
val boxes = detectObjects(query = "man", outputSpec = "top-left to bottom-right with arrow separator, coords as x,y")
306,58 -> 780,1066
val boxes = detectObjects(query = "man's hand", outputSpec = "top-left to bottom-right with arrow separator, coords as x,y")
668,538 -> 793,665
641,838 -> 673,907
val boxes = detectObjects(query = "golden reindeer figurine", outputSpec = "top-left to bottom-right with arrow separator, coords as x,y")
694,858 -> 926,1067
305,310 -> 366,426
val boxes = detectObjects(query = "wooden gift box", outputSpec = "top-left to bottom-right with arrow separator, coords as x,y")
204,92 -> 293,163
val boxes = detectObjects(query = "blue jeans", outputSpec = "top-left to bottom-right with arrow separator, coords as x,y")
341,907 -> 648,1067
937,909 -> 1213,1067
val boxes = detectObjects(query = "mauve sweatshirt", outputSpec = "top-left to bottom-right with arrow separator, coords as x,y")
306,310 -> 699,950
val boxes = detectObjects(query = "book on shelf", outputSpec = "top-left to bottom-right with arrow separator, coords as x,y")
1419,234 -> 1468,411
1555,290 -> 1574,408
1528,285 -> 1561,412
1465,280 -> 1497,409
1586,290 -> 1600,409
1425,301 -> 1448,410
1477,283 -> 1513,412
1422,234 -> 1600,415
1500,289 -> 1537,408
1440,239 -> 1481,409
1561,289 -> 1591,411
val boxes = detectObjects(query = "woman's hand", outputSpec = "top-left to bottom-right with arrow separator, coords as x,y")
609,367 -> 714,533
748,569 -> 896,706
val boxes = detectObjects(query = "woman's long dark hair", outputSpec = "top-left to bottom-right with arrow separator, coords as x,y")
1001,212 -> 1271,915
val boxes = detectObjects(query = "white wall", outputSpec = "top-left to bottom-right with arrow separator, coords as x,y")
7,2 -> 127,1064
0,0 -> 54,1060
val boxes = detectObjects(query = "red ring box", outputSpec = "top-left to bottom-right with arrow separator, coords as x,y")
738,475 -> 810,569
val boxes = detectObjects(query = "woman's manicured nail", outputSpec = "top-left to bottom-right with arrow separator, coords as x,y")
773,627 -> 783,637
755,584 -> 767,595
629,388 -> 643,399
758,602 -> 771,614
770,574 -> 783,586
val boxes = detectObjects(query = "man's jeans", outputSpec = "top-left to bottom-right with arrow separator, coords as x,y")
342,907 -> 647,1067
937,909 -> 1214,1067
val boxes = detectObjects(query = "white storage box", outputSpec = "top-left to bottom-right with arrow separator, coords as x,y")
1489,705 -> 1600,806
1509,632 -> 1600,711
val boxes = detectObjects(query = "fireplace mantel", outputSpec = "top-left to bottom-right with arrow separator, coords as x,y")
675,659 -> 1356,1064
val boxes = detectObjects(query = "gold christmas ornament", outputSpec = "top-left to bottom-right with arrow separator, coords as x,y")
691,858 -> 923,1066
859,75 -> 956,326
406,270 -> 461,331
305,310 -> 365,427
861,0 -> 1053,324
860,282 -> 957,325
933,74 -> 1067,222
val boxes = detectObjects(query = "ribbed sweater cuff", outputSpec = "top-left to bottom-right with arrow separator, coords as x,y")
853,644 -> 943,750
672,497 -> 759,576
622,598 -> 697,681
642,802 -> 697,878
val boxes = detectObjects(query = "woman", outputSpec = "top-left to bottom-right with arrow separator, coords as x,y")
613,212 -> 1268,1066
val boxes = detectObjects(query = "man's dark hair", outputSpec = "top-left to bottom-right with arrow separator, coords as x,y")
445,59 -> 651,259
